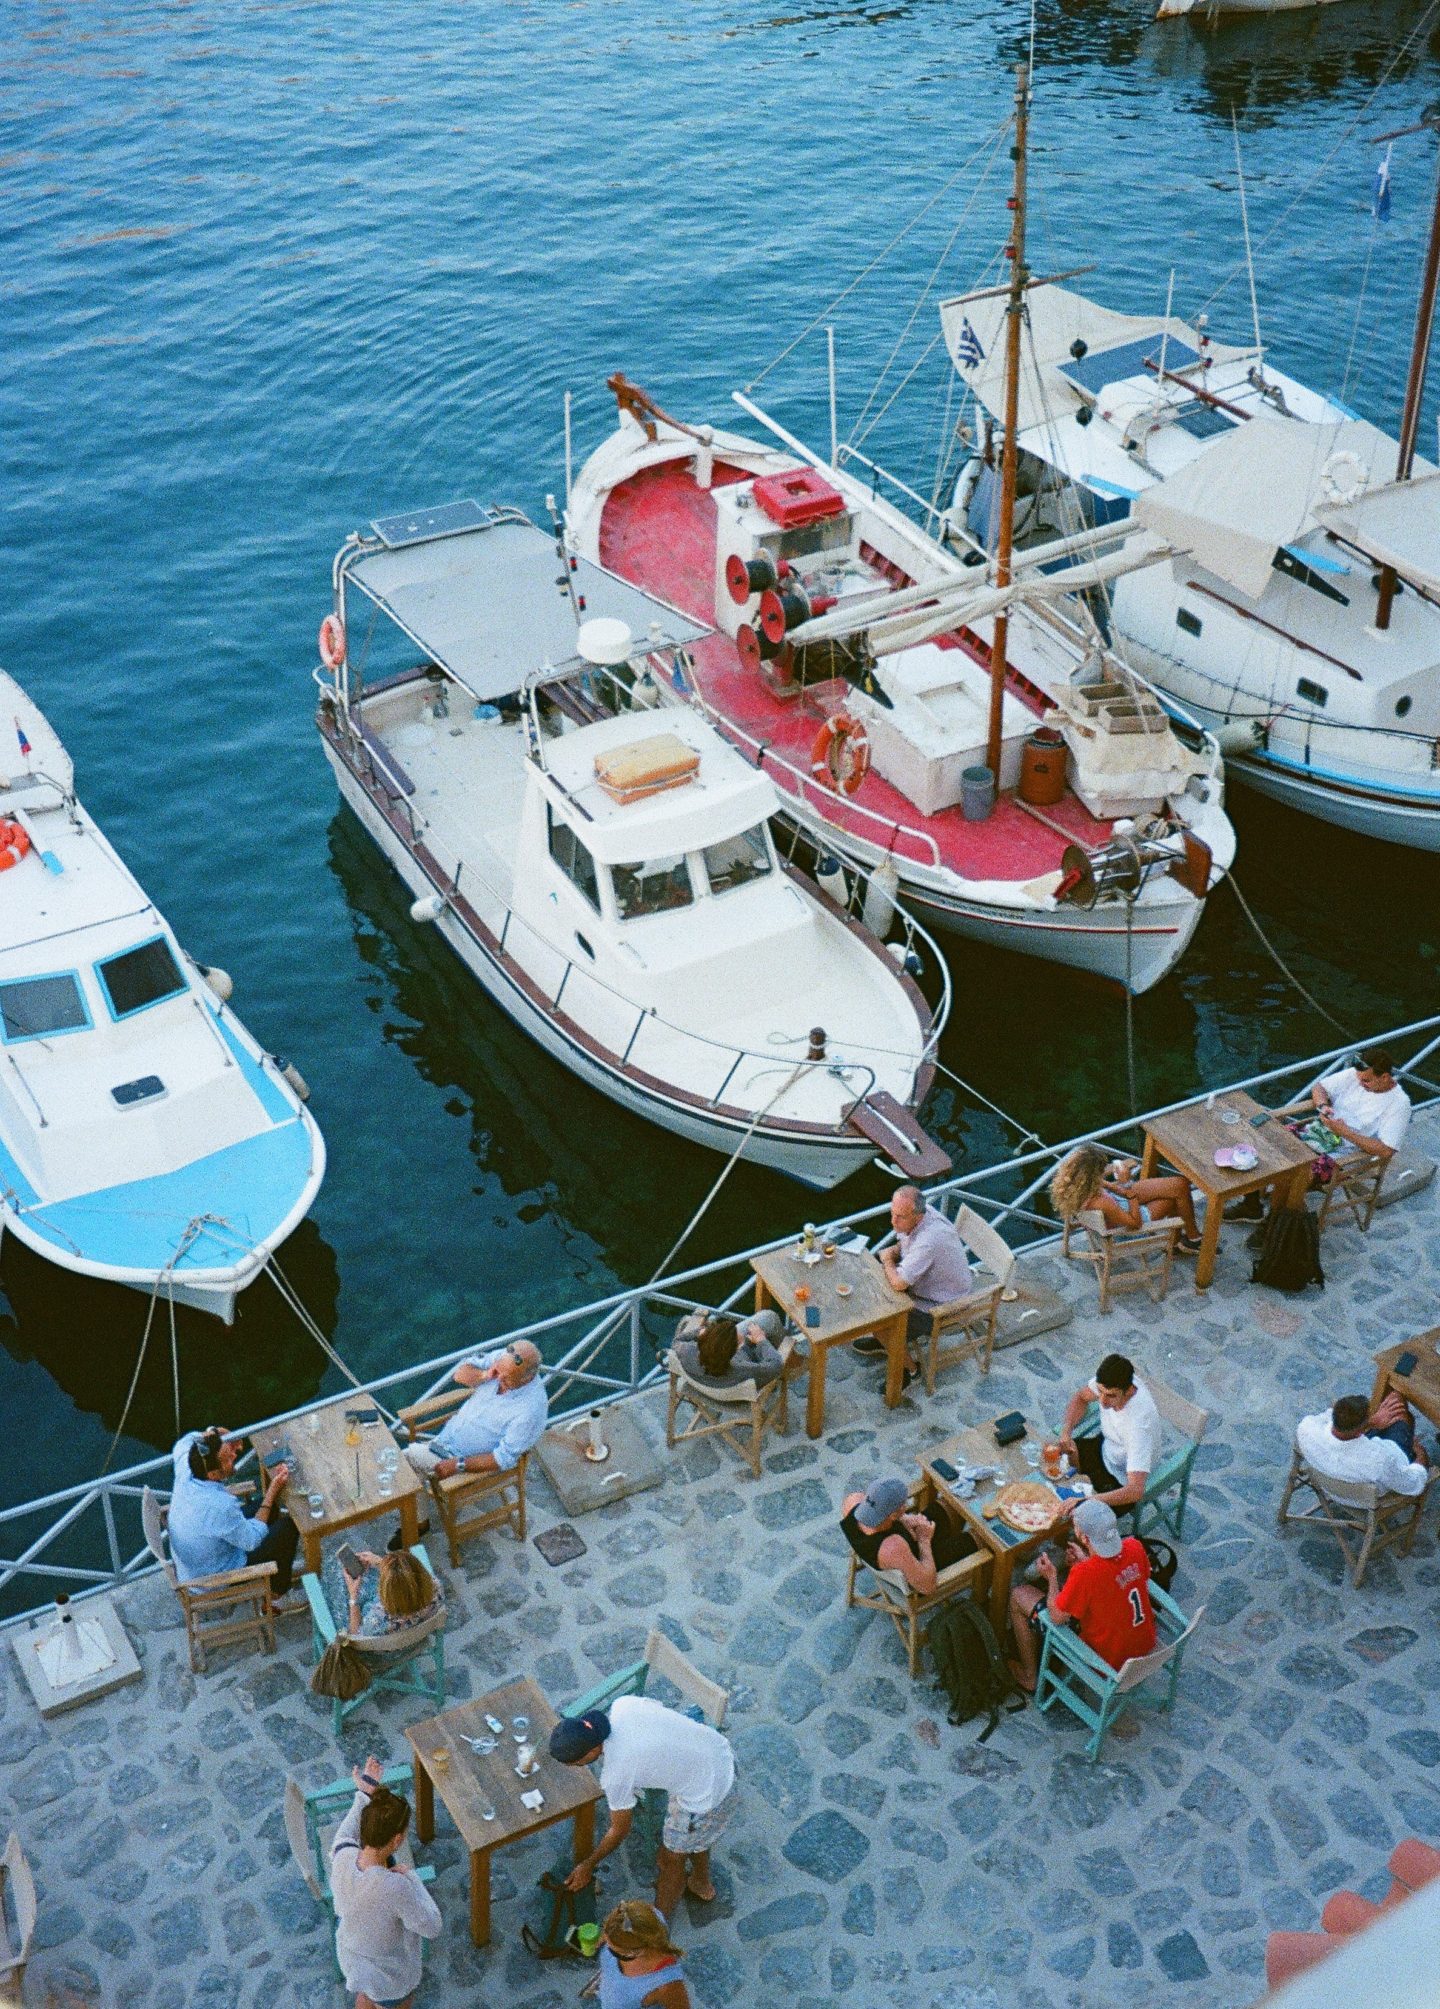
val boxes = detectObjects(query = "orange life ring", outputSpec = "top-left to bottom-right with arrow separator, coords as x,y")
810,711 -> 871,797
319,613 -> 347,670
0,819 -> 31,872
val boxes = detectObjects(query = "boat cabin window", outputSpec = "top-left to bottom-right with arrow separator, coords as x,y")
1176,608 -> 1202,638
547,805 -> 601,913
1296,677 -> 1329,709
97,937 -> 187,1019
612,855 -> 694,921
0,972 -> 90,1043
702,825 -> 773,896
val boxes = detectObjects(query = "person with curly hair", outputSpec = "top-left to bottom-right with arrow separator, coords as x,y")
1050,1142 -> 1201,1254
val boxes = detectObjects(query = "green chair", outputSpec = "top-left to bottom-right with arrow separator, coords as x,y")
1074,1373 -> 1209,1542
1035,1583 -> 1204,1761
566,1630 -> 729,1852
302,1542 -> 447,1736
283,1764 -> 436,1975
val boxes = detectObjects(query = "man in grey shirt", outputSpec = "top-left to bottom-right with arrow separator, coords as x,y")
856,1185 -> 973,1381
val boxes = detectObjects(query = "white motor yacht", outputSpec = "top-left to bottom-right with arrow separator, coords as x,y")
314,502 -> 951,1189
0,672 -> 326,1320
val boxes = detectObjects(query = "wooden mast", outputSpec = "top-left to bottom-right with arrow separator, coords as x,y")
1377,110 -> 1440,632
985,63 -> 1030,783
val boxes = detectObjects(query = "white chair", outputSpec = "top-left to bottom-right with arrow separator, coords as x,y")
0,1832 -> 36,2008
921,1205 -> 1018,1392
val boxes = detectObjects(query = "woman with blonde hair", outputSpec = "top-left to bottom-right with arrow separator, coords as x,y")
1050,1142 -> 1201,1253
325,1545 -> 442,1640
584,1899 -> 690,2008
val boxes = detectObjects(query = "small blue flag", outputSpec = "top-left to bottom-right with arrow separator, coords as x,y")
1373,146 -> 1392,223
956,317 -> 986,368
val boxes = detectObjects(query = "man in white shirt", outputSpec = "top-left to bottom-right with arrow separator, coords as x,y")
551,1694 -> 736,1916
1296,1392 -> 1430,1497
1303,1050 -> 1411,1160
1058,1354 -> 1163,1515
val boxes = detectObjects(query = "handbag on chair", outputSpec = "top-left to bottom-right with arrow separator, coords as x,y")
310,1635 -> 372,1701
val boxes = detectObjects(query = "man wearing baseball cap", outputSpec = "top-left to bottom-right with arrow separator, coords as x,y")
839,1475 -> 975,1594
1006,1498 -> 1155,1694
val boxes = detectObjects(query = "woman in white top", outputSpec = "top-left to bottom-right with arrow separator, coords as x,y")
331,1758 -> 442,2009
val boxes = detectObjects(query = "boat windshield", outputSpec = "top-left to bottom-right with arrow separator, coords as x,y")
611,855 -> 694,921
96,938 -> 187,1019
702,825 -> 773,896
547,806 -> 601,912
0,973 -> 90,1043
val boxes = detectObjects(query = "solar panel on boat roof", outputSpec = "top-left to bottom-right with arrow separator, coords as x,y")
371,500 -> 493,549
1059,334 -> 1201,398
1174,400 -> 1235,441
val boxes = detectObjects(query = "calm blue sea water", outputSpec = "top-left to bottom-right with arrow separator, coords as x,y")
3,0 -> 1439,1509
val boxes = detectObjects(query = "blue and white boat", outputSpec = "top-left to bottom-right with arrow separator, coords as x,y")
0,672 -> 325,1320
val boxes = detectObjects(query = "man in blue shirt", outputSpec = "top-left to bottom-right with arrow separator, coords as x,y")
166,1426 -> 301,1595
402,1341 -> 548,1483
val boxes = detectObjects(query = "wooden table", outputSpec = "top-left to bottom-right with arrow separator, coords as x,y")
752,1243 -> 911,1438
253,1395 -> 423,1577
1371,1326 -> 1440,1428
1139,1089 -> 1317,1290
407,1675 -> 600,1946
921,1418 -> 1063,1639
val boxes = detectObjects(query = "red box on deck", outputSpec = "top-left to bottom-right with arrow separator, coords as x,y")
750,468 -> 848,530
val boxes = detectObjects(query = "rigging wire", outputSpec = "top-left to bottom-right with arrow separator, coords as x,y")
1340,219 -> 1382,406
1226,873 -> 1354,1038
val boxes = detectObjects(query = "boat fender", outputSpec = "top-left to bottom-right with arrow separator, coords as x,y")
862,855 -> 900,939
1214,719 -> 1264,757
319,613 -> 347,670
1321,451 -> 1367,509
410,892 -> 446,924
275,1056 -> 311,1102
198,963 -> 234,1003
885,939 -> 924,979
815,854 -> 849,906
811,712 -> 871,797
0,818 -> 32,872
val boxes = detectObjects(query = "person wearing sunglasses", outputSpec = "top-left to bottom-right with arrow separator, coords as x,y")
399,1341 -> 547,1489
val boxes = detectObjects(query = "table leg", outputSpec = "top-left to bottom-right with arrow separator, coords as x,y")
413,1757 -> 434,1845
398,1494 -> 420,1550
573,1799 -> 595,1864
303,1531 -> 322,1578
805,1339 -> 829,1439
470,1846 -> 491,1946
755,1279 -> 775,1314
1194,1186 -> 1224,1291
989,1545 -> 1018,1640
881,1313 -> 908,1409
1370,1362 -> 1393,1411
1139,1134 -> 1158,1180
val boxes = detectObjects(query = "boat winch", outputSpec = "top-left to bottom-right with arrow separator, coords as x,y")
1058,822 -> 1211,907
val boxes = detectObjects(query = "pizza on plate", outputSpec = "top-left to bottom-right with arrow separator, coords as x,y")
993,1480 -> 1061,1535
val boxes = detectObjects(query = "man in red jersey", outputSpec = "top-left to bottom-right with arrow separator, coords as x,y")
1007,1498 -> 1155,1694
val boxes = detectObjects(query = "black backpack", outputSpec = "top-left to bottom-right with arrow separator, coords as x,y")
1250,1205 -> 1324,1294
1140,1536 -> 1178,1592
927,1601 -> 1027,1741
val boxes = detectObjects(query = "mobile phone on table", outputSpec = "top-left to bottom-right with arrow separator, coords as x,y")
338,1543 -> 364,1579
805,1305 -> 821,1328
345,1406 -> 380,1426
1249,1111 -> 1271,1128
932,1457 -> 960,1484
1395,1351 -> 1419,1378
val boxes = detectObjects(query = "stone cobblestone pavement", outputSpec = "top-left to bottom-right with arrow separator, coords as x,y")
4,1116 -> 1440,2009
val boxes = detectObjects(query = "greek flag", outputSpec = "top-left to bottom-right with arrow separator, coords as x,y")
956,317 -> 986,368
1373,146 -> 1392,223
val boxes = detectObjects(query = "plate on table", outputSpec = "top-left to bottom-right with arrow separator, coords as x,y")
991,1479 -> 1062,1535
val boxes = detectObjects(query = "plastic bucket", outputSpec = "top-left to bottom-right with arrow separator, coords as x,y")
1019,726 -> 1067,806
960,763 -> 995,821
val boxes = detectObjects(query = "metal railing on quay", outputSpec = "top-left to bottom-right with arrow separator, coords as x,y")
3,1011 -> 1438,1629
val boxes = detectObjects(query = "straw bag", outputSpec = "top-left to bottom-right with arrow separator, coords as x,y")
311,1635 -> 372,1700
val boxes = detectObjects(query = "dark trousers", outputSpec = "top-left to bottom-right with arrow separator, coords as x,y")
930,1500 -> 977,1568
1369,1417 -> 1415,1458
245,1509 -> 300,1596
1075,1435 -> 1117,1494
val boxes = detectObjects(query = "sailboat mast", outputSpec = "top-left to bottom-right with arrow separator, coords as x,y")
1377,114 -> 1440,632
986,63 -> 1030,782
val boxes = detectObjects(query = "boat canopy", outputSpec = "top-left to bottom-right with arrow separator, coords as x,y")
1130,415 -> 1423,602
1318,469 -> 1440,600
940,282 -> 1251,439
341,508 -> 708,703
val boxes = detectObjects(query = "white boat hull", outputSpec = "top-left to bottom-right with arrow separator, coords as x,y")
323,744 -> 884,1189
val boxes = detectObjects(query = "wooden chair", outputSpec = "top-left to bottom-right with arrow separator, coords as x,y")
301,1541 -> 447,1736
567,1630 -> 729,1853
844,1492 -> 994,1678
284,1764 -> 436,1977
920,1205 -> 1018,1393
1035,1583 -> 1203,1761
1064,1207 -> 1180,1314
142,1485 -> 277,1674
397,1388 -> 529,1567
1317,1150 -> 1389,1236
1074,1375 -> 1210,1541
664,1332 -> 798,1479
1277,1444 -> 1427,1586
0,1832 -> 36,2009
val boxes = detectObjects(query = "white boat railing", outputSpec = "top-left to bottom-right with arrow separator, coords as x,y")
3,1008 -> 1438,1628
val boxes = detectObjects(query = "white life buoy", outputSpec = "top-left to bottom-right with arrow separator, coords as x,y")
1321,450 -> 1366,509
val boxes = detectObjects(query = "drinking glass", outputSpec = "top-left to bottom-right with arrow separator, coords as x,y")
307,1490 -> 324,1518
480,1803 -> 497,1821
378,1473 -> 393,1499
1022,1440 -> 1041,1470
513,1715 -> 529,1735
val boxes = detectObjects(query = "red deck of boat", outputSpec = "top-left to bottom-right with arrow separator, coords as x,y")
598,458 -> 1113,884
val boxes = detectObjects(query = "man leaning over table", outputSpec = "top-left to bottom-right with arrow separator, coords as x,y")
167,1425 -> 301,1600
396,1340 -> 547,1544
1056,1353 -> 1161,1519
854,1183 -> 974,1385
1233,1047 -> 1412,1226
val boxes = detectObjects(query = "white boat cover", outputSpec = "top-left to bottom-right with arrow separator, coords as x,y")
344,516 -> 709,702
1317,469 -> 1440,598
1130,415 -> 1409,601
940,282 -> 1250,438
